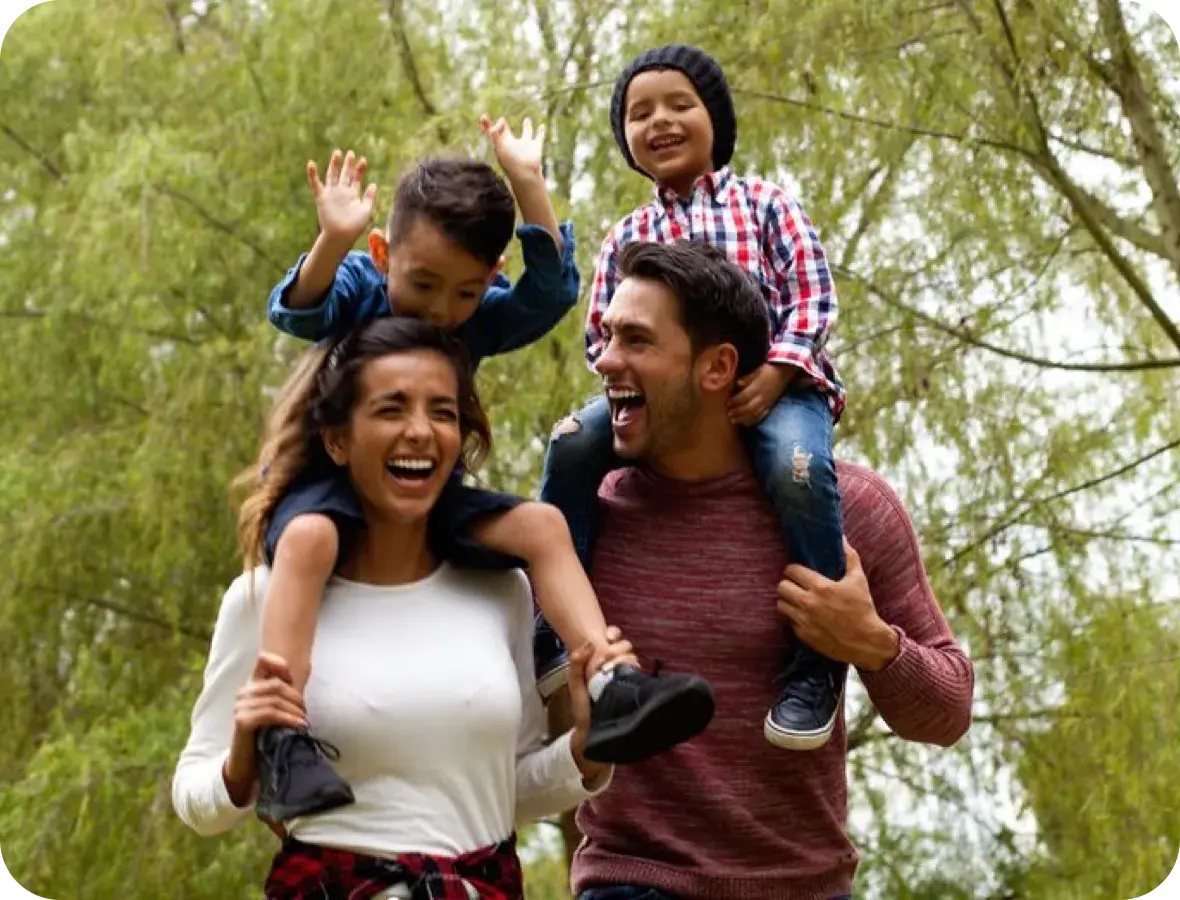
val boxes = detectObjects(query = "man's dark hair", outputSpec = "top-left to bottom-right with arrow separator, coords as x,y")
388,157 -> 515,268
617,241 -> 770,378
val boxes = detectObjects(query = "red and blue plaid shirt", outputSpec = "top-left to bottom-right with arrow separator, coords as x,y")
264,834 -> 523,899
585,167 -> 845,419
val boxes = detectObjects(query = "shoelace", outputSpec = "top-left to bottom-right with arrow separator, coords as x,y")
270,730 -> 342,793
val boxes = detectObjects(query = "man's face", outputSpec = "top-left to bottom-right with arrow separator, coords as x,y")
370,219 -> 499,331
595,276 -> 700,463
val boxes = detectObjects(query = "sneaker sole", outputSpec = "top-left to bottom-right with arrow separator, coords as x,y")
537,659 -> 571,701
762,705 -> 839,751
582,678 -> 715,764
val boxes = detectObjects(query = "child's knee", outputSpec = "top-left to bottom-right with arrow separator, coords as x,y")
546,407 -> 612,471
764,442 -> 837,512
274,513 -> 340,576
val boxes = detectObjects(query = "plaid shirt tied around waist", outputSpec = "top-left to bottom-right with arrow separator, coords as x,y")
264,834 -> 524,899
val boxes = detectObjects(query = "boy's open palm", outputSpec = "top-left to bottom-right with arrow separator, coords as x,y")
307,148 -> 378,244
479,114 -> 545,177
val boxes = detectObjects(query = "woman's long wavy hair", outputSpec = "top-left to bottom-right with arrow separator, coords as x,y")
233,317 -> 492,569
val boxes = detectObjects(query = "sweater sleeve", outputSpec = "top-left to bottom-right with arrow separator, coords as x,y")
507,572 -> 610,825
171,570 -> 267,835
842,466 -> 975,747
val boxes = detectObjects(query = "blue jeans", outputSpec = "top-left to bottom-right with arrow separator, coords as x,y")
535,386 -> 845,678
579,889 -> 851,900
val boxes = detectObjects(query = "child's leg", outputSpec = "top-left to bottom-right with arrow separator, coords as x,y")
538,396 -> 620,570
747,388 -> 845,581
472,501 -> 637,675
441,479 -> 715,765
743,386 -> 847,751
261,513 -> 338,693
532,397 -> 620,687
254,476 -> 359,820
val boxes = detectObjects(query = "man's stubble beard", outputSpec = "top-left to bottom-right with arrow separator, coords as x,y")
639,373 -> 702,466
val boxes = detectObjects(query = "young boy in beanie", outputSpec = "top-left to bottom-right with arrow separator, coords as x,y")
538,44 -> 849,751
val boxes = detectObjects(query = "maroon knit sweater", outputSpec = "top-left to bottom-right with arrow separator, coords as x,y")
572,461 -> 974,900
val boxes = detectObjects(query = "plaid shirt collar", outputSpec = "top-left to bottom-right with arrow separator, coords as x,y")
265,834 -> 523,900
655,166 -> 734,206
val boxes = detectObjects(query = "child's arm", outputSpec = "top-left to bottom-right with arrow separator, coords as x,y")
479,116 -> 563,255
729,184 -> 838,425
583,228 -> 622,370
267,149 -> 385,342
761,182 -> 838,377
458,117 -> 579,361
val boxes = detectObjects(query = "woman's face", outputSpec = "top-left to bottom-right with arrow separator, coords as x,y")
324,349 -> 463,526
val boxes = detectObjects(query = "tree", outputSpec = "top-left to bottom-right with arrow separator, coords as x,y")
1,0 -> 1177,897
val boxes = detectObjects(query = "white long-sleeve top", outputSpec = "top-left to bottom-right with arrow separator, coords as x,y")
172,563 -> 606,858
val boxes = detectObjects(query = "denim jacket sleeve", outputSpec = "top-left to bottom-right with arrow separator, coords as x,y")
456,221 -> 579,363
267,250 -> 388,342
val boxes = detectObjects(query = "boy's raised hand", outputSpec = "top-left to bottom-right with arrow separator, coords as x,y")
479,114 -> 545,180
306,149 -> 378,245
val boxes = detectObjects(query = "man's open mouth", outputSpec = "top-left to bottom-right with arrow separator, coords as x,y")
607,387 -> 647,427
385,457 -> 438,481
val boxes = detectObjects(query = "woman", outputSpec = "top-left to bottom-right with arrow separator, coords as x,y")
173,317 -> 614,899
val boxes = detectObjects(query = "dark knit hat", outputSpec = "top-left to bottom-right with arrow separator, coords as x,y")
610,44 -> 736,177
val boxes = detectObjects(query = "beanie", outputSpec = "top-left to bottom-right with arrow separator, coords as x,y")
610,43 -> 736,177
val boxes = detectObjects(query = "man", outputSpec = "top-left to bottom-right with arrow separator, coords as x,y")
548,241 -> 974,900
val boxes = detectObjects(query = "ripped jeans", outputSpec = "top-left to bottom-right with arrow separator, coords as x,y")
534,385 -> 845,675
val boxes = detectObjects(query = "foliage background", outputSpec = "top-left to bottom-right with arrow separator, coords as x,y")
1,0 -> 1178,897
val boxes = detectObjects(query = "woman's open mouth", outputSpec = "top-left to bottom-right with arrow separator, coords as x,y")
384,456 -> 438,491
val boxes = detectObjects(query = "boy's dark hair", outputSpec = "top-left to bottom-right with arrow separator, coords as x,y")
617,241 -> 769,379
388,157 -> 515,268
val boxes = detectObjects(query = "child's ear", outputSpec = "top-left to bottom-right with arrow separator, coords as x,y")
486,255 -> 506,286
322,428 -> 350,466
368,230 -> 390,274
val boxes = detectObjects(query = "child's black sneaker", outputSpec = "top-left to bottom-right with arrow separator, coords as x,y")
254,725 -> 355,821
763,649 -> 847,751
582,663 -> 715,764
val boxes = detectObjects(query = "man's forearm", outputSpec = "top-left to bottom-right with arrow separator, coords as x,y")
508,170 -> 564,256
860,634 -> 974,747
285,233 -> 354,309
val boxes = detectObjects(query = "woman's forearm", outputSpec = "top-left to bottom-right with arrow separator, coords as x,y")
221,736 -> 258,807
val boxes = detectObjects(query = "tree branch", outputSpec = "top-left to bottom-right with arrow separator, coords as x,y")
834,266 -> 1180,372
161,0 -> 187,54
734,88 -> 1035,159
942,435 -> 1180,568
386,0 -> 449,145
1097,0 -> 1180,282
1063,179 -> 1167,258
845,706 -> 883,752
154,183 -> 281,270
0,309 -> 199,347
1,122 -> 65,181
979,0 -> 1180,349
40,588 -> 211,643
1036,152 -> 1180,352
